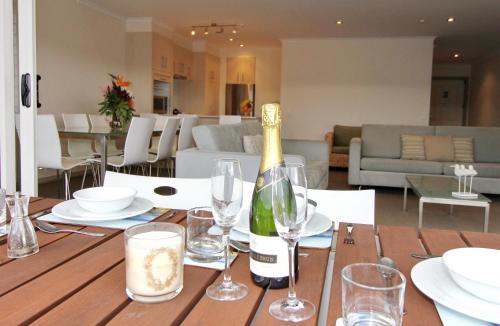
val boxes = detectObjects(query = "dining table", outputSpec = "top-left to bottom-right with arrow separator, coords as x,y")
1,197 -> 499,325
58,127 -> 162,185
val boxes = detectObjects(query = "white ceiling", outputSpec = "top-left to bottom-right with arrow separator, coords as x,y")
89,0 -> 500,63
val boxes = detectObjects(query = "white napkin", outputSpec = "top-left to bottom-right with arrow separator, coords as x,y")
230,227 -> 333,249
184,251 -> 238,271
38,211 -> 161,230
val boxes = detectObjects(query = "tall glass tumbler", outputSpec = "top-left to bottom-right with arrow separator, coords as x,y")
342,263 -> 406,326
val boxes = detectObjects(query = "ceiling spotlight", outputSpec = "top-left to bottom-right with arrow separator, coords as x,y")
190,29 -> 196,36
204,28 -> 209,35
239,43 -> 244,47
419,18 -> 425,23
453,53 -> 460,58
229,38 -> 234,42
447,17 -> 455,23
232,28 -> 237,34
336,20 -> 343,25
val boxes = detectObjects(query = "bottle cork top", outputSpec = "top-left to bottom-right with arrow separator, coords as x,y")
261,103 -> 281,128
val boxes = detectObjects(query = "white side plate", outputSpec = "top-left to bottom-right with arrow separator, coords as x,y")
52,197 -> 154,222
411,258 -> 500,324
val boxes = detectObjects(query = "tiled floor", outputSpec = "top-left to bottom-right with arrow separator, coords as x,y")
39,167 -> 500,234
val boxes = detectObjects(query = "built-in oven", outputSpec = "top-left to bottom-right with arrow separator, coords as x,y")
153,96 -> 168,114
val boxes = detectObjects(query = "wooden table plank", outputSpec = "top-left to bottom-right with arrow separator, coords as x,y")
28,198 -> 63,215
326,223 -> 378,324
0,224 -> 85,266
31,262 -> 128,326
182,254 -> 265,325
461,231 -> 500,249
108,265 -> 219,325
252,248 -> 329,325
378,225 -> 441,326
0,234 -> 124,325
420,228 -> 467,256
0,226 -> 119,296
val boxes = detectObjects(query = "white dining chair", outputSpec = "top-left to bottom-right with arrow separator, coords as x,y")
61,113 -> 95,159
88,114 -> 122,156
177,115 -> 199,151
99,117 -> 155,173
147,118 -> 180,177
37,114 -> 93,200
219,115 -> 242,125
141,113 -> 169,154
311,188 -> 375,324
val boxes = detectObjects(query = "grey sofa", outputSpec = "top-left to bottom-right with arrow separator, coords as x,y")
348,124 -> 500,194
176,121 -> 330,189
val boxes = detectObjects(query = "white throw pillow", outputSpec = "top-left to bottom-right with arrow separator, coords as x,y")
243,135 -> 263,154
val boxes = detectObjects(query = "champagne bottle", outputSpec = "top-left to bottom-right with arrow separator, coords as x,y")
249,103 -> 298,289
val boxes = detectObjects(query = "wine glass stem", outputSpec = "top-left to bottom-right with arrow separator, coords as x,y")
222,229 -> 232,288
287,242 -> 298,306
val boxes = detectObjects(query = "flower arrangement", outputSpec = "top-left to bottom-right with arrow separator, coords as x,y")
240,99 -> 253,116
99,74 -> 135,128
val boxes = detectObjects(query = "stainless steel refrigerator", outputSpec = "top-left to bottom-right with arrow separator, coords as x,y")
225,84 -> 256,116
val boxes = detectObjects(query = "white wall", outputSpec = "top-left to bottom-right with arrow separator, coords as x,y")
218,47 -> 281,117
280,37 -> 434,139
469,52 -> 500,126
37,0 -> 126,125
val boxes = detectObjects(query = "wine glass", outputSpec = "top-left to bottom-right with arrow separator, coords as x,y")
269,163 -> 315,322
206,159 -> 248,301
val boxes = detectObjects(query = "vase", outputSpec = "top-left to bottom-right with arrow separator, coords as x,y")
109,119 -> 122,129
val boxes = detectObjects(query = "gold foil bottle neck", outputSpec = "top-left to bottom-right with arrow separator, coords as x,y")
261,103 -> 281,128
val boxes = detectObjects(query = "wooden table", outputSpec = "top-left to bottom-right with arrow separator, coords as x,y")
1,197 -> 499,325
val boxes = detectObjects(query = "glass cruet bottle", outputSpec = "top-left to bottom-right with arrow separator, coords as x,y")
6,192 -> 39,258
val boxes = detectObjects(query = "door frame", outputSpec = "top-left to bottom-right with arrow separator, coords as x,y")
430,77 -> 469,126
0,0 -> 17,193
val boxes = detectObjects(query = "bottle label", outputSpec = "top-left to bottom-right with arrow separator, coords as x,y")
249,233 -> 289,278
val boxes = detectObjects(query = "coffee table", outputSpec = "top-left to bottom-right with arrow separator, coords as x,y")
403,175 -> 491,232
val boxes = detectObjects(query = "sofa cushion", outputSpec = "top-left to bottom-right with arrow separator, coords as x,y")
334,125 -> 361,147
435,126 -> 500,163
424,136 -> 455,162
362,125 -> 435,159
306,160 -> 329,189
361,157 -> 443,174
237,121 -> 262,138
443,162 -> 500,178
192,124 -> 244,152
333,146 -> 349,154
401,134 -> 425,160
243,135 -> 262,154
453,137 -> 474,163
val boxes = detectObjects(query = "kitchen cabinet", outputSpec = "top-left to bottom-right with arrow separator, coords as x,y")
152,34 -> 173,81
174,45 -> 194,80
226,57 -> 256,84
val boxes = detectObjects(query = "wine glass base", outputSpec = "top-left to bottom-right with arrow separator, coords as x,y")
206,281 -> 248,301
269,297 -> 316,322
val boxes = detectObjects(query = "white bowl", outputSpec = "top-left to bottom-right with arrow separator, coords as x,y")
73,187 -> 137,213
443,247 -> 500,304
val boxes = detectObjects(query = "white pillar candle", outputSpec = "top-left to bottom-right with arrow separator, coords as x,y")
126,231 -> 184,296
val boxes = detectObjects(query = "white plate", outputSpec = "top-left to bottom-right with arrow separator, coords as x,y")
233,209 -> 332,238
411,257 -> 500,324
52,197 -> 154,222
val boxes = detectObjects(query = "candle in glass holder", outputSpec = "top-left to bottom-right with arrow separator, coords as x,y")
125,223 -> 184,303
